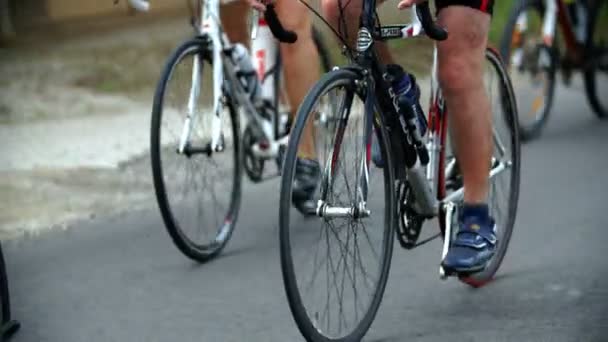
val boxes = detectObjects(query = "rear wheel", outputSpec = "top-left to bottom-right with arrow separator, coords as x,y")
279,69 -> 395,341
500,0 -> 556,141
151,39 -> 242,263
439,48 -> 521,287
583,0 -> 608,118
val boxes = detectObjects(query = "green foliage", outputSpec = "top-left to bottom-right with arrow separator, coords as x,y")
489,1 -> 515,45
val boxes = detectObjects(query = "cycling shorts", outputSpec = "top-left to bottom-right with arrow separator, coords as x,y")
436,0 -> 494,15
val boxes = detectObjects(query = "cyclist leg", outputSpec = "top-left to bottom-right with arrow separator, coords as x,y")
220,0 -> 250,46
322,0 -> 497,272
434,3 -> 496,273
273,0 -> 323,215
274,0 -> 319,159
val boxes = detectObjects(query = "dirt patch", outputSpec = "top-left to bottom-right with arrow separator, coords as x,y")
0,14 -> 192,124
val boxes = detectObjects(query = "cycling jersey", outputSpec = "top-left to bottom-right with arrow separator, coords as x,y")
436,0 -> 495,15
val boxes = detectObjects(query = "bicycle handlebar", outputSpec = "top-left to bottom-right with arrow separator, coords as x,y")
264,4 -> 298,44
415,2 -> 447,41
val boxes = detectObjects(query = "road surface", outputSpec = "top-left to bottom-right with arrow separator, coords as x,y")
4,81 -> 608,342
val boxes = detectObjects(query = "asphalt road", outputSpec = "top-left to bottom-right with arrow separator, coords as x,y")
5,79 -> 608,342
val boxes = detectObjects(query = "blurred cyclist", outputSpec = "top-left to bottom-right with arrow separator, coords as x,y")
254,0 -> 499,274
222,0 -> 322,215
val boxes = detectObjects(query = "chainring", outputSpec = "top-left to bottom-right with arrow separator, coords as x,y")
396,182 -> 425,249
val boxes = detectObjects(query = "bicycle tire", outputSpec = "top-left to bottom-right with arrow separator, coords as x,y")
0,243 -> 20,339
279,68 -> 395,342
500,0 -> 557,141
583,0 -> 608,118
439,48 -> 521,288
151,38 -> 242,263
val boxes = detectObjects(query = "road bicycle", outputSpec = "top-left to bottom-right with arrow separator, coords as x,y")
0,242 -> 20,340
500,0 -> 608,141
278,1 -> 521,341
147,0 -> 332,262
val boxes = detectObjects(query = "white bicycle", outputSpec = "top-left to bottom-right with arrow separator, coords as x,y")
137,0 -> 332,262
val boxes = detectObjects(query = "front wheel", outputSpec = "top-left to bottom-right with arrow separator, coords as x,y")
439,48 -> 521,288
279,69 -> 395,342
583,0 -> 608,118
151,38 -> 242,263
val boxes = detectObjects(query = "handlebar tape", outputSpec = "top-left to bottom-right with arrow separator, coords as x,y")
264,4 -> 298,44
416,2 -> 448,41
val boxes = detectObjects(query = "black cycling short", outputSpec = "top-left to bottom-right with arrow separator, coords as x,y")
436,0 -> 494,15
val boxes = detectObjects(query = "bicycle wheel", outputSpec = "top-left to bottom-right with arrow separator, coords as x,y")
439,48 -> 521,288
500,0 -> 556,141
583,0 -> 608,118
151,38 -> 242,263
279,69 -> 395,342
0,243 -> 20,339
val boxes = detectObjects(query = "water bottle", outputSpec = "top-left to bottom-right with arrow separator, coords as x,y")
384,64 -> 427,138
232,44 -> 261,102
385,64 -> 436,216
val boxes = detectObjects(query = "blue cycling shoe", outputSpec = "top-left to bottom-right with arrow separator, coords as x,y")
442,204 -> 497,274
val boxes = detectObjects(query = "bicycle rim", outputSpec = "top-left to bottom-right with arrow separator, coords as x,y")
500,0 -> 556,141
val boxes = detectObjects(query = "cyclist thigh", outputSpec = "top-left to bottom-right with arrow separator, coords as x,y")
436,6 -> 490,94
220,0 -> 249,45
275,0 -> 312,37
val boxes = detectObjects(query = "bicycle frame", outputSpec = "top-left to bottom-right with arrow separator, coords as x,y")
177,0 -> 285,157
320,3 -> 510,220
359,4 -> 450,216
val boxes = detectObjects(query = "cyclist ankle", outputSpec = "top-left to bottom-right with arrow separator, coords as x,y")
461,203 -> 490,220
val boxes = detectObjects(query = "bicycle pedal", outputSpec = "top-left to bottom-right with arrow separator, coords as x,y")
439,202 -> 456,280
439,265 -> 448,280
439,265 -> 468,280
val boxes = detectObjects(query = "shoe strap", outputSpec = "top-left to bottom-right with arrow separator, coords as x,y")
452,225 -> 496,250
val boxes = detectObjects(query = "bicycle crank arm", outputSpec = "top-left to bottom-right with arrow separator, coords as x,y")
439,201 -> 456,279
251,135 -> 288,159
316,200 -> 371,219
